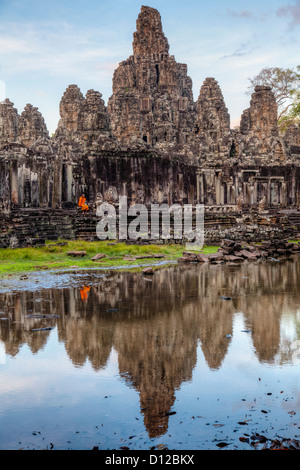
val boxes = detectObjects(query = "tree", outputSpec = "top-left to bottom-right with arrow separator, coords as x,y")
279,89 -> 300,132
247,66 -> 300,130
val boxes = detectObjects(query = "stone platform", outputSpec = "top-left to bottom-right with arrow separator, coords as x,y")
0,206 -> 298,249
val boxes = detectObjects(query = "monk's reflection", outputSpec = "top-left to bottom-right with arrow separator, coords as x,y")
80,286 -> 91,302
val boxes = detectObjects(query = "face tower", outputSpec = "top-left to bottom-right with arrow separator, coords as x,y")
108,6 -> 195,149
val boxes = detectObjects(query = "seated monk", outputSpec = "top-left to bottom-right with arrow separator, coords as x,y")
78,194 -> 89,212
78,195 -> 85,207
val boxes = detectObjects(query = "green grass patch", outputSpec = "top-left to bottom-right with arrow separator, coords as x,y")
0,240 -> 219,277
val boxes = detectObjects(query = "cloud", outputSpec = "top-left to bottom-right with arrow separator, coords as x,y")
0,37 -> 34,54
0,81 -> 6,101
226,9 -> 269,21
226,9 -> 255,19
221,42 -> 256,60
277,1 -> 300,27
0,20 -> 127,80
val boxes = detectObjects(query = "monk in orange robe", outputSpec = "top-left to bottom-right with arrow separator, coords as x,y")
78,194 -> 89,212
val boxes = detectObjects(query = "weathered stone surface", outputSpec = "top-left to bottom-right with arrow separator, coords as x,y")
56,84 -> 85,135
0,5 -> 300,243
182,251 -> 198,262
18,104 -> 49,147
240,86 -> 278,138
67,251 -> 87,257
197,254 -> 210,263
177,257 -> 190,263
0,99 -> 19,148
55,85 -> 117,153
123,255 -> 137,261
240,249 -> 257,259
284,123 -> 300,148
223,255 -> 244,262
240,85 -> 286,160
178,238 -> 300,265
194,77 -> 231,158
91,253 -> 107,261
107,6 -> 195,151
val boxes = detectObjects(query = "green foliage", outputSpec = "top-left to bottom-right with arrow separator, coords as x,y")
0,240 -> 219,277
278,102 -> 300,132
278,75 -> 300,132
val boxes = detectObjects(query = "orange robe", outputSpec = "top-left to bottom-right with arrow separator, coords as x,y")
78,196 -> 89,211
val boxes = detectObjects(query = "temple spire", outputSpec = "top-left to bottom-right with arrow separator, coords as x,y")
133,6 -> 170,58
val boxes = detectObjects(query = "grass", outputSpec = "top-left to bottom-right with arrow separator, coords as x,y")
0,239 -> 219,277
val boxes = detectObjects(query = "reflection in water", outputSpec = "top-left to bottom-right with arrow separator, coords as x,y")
80,286 -> 91,302
0,258 -> 300,442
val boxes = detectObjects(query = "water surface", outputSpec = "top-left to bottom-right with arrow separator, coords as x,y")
0,258 -> 299,450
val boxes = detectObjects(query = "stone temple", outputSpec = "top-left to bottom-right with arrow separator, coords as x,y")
1,5 -> 300,247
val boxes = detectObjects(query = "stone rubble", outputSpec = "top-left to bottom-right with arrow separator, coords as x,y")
177,239 -> 300,264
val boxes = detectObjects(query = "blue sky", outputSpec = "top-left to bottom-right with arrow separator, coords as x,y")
0,0 -> 299,134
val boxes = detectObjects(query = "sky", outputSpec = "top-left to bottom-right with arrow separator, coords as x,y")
0,0 -> 299,134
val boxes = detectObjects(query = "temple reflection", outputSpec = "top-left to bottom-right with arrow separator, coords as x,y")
1,257 -> 300,437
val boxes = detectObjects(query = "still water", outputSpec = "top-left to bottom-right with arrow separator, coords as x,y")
0,258 -> 299,450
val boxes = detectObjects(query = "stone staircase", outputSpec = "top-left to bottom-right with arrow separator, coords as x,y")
1,206 -> 300,249
0,208 -> 99,248
285,211 -> 300,237
73,213 -> 99,240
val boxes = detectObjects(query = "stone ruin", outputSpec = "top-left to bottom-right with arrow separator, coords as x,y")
1,5 -> 300,246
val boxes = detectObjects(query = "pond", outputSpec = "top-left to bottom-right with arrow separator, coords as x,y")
0,258 -> 299,450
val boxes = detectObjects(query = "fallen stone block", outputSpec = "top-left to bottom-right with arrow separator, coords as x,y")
244,245 -> 257,252
240,249 -> 259,259
207,253 -> 223,261
222,239 -> 235,248
239,250 -> 252,258
182,251 -> 198,262
250,250 -> 261,258
67,251 -> 87,257
177,257 -> 191,263
123,255 -> 137,261
224,255 -> 244,262
234,251 -> 243,257
197,253 -> 210,263
91,253 -> 107,261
